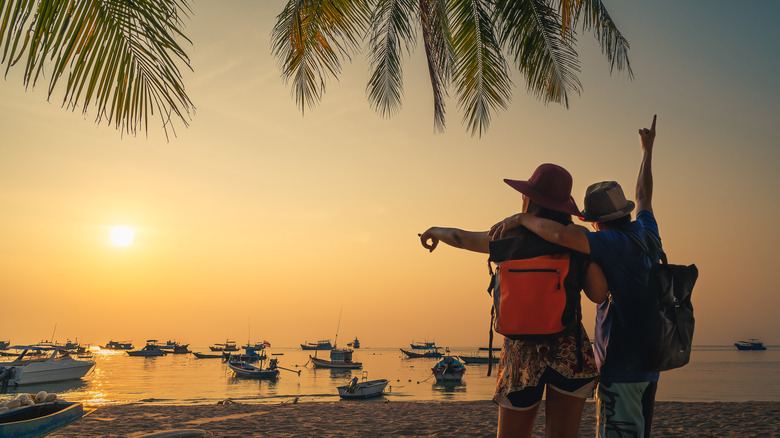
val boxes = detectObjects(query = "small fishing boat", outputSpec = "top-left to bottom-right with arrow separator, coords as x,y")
209,340 -> 239,352
432,356 -> 466,382
400,348 -> 442,359
0,400 -> 93,437
228,358 -> 279,379
0,341 -> 10,350
159,340 -> 191,354
337,373 -> 389,399
101,340 -> 134,350
242,340 -> 271,350
300,340 -> 333,350
735,339 -> 767,350
457,354 -> 499,364
127,340 -> 167,357
310,348 -> 362,369
410,341 -> 437,350
192,351 -> 225,359
346,337 -> 360,349
226,346 -> 266,363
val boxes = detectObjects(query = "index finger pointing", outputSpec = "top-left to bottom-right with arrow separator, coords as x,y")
650,114 -> 657,132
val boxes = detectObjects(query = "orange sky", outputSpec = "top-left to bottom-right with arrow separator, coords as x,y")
1,1 -> 778,349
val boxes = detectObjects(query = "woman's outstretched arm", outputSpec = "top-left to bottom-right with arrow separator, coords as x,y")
419,227 -> 490,254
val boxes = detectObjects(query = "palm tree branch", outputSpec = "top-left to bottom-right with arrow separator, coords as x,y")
366,0 -> 417,119
272,0 -> 370,114
573,0 -> 632,78
450,0 -> 511,137
418,0 -> 451,133
0,0 -> 194,138
495,0 -> 581,108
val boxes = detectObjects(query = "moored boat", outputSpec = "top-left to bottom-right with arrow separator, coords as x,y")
0,400 -> 93,437
432,356 -> 466,382
310,348 -> 362,369
101,340 -> 134,350
337,373 -> 388,399
400,348 -> 442,359
228,358 -> 280,379
0,341 -> 9,351
127,340 -> 167,357
0,346 -> 95,386
209,340 -> 239,352
410,341 -> 437,350
300,340 -> 333,350
735,339 -> 767,350
457,354 -> 499,364
346,337 -> 360,349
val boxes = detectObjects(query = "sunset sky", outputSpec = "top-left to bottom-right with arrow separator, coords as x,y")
1,1 -> 778,349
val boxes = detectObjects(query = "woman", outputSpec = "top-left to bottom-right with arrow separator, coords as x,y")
419,163 -> 607,438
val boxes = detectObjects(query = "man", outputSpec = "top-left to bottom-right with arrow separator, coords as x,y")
488,115 -> 660,437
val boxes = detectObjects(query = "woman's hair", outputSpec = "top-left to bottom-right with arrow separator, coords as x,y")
526,200 -> 573,225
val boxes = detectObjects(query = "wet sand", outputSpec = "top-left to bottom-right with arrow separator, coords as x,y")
51,400 -> 780,437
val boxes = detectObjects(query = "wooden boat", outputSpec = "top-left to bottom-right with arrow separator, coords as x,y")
0,401 -> 93,437
226,346 -> 266,363
310,348 -> 362,369
0,347 -> 95,386
432,356 -> 466,382
735,339 -> 767,350
457,354 -> 499,364
126,340 -> 167,357
101,340 -> 134,350
159,341 -> 191,354
228,359 -> 280,379
410,341 -> 437,350
192,351 -> 226,359
209,340 -> 239,352
400,348 -> 442,359
300,340 -> 333,350
337,373 -> 388,399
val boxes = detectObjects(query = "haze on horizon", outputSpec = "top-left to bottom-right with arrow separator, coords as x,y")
1,1 -> 778,349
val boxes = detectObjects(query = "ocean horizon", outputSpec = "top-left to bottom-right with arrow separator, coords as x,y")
2,345 -> 777,406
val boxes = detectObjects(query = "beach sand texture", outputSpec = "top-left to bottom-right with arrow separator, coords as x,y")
50,400 -> 780,437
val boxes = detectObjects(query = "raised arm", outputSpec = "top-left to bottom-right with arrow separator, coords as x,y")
636,115 -> 656,213
419,227 -> 490,254
488,215 -> 591,254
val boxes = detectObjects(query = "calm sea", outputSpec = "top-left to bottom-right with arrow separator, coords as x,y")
1,346 -> 778,406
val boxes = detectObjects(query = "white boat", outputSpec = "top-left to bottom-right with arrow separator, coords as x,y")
0,346 -> 95,386
310,348 -> 362,369
337,373 -> 388,399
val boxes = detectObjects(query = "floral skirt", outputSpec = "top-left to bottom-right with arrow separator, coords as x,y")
494,323 -> 599,397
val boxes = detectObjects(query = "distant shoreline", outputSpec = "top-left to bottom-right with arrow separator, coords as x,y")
52,400 -> 780,437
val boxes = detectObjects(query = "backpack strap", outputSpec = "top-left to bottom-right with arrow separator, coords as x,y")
488,306 -> 495,377
623,229 -> 667,264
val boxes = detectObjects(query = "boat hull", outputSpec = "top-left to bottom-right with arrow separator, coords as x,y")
126,350 -> 166,357
228,362 -> 279,378
457,355 -> 499,364
0,402 -> 92,438
400,349 -> 442,358
310,356 -> 362,369
337,379 -> 389,399
1,359 -> 94,386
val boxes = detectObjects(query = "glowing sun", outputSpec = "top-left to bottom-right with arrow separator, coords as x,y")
110,226 -> 135,247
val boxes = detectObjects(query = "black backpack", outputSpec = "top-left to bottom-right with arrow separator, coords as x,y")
623,231 -> 698,372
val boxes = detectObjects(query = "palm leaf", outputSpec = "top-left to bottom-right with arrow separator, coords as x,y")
450,0 -> 511,137
0,0 -> 194,139
495,0 -> 581,108
272,0 -> 370,114
366,0 -> 417,119
574,0 -> 632,77
418,0 -> 451,133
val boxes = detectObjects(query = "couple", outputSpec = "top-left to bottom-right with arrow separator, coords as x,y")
420,115 -> 660,438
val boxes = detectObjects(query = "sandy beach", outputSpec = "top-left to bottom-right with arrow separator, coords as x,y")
49,400 -> 780,437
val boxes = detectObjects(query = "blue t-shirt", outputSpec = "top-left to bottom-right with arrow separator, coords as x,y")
587,210 -> 661,383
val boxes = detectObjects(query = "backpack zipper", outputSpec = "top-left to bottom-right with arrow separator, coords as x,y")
507,268 -> 561,289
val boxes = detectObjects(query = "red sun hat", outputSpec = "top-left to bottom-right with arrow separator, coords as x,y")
503,163 -> 580,216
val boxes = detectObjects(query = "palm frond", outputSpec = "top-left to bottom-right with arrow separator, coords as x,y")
366,0 -> 417,119
1,0 -> 194,139
272,0 -> 370,114
418,0 -> 451,133
495,0 -> 581,108
450,0 -> 511,137
574,0 -> 632,78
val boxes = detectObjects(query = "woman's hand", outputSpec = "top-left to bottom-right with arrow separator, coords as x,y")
419,228 -> 440,252
488,213 -> 524,240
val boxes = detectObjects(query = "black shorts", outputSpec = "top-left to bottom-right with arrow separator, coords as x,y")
496,367 -> 597,410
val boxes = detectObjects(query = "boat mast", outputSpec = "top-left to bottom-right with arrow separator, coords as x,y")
334,305 -> 343,349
